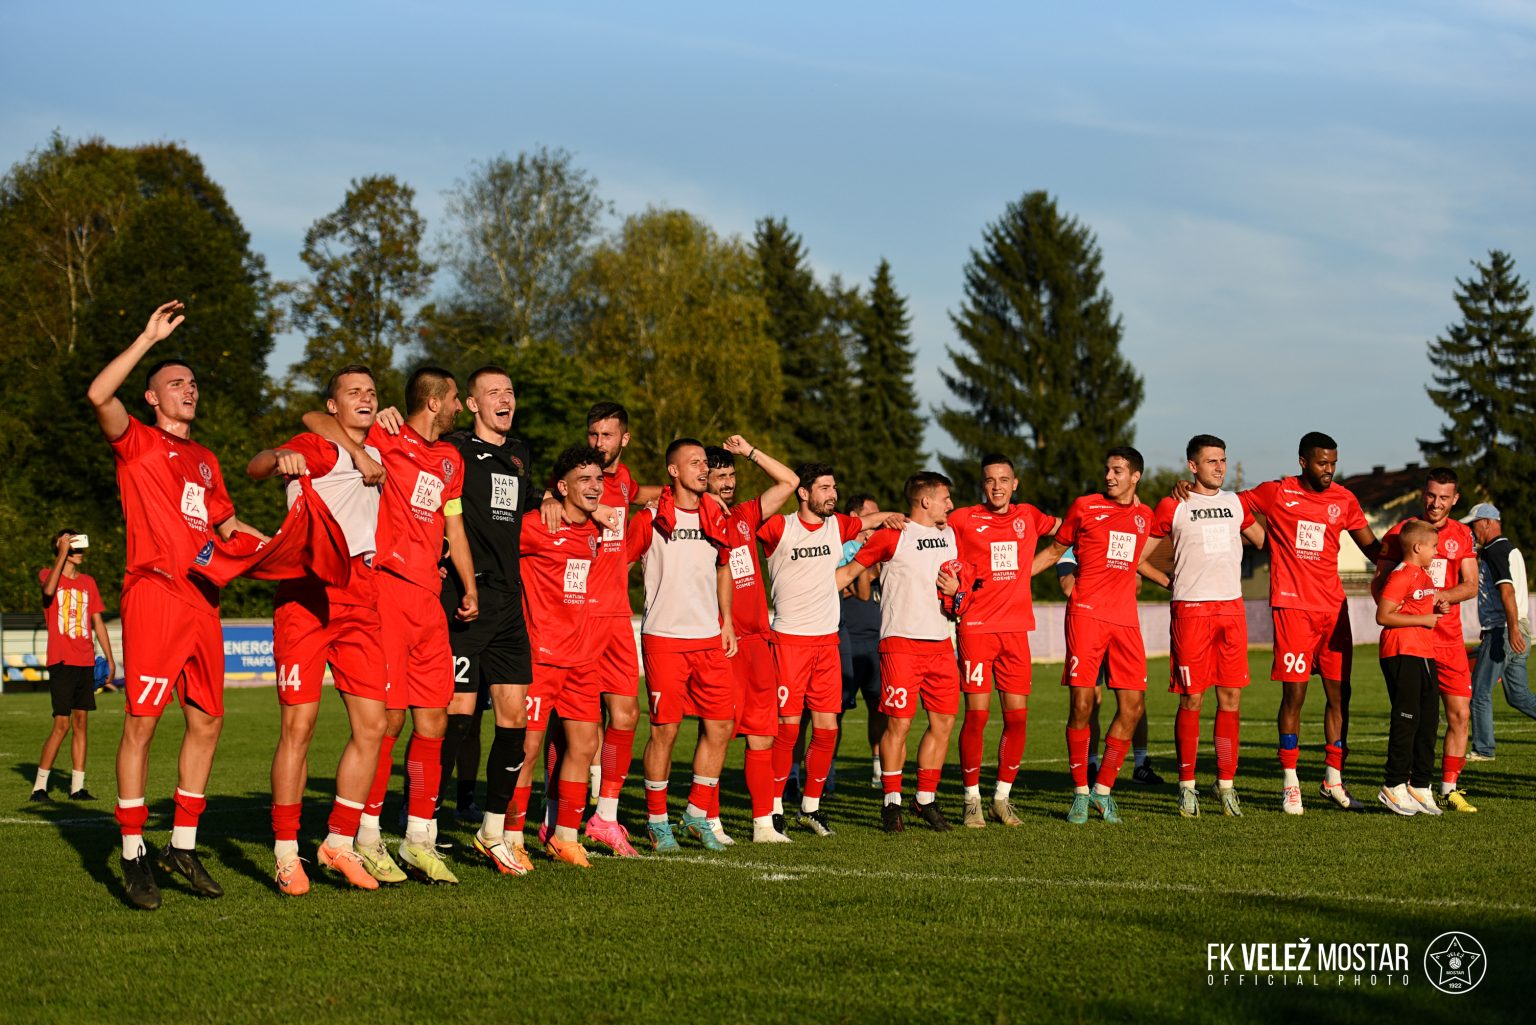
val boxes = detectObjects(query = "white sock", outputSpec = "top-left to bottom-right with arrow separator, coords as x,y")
753,814 -> 775,829
872,756 -> 882,779
596,795 -> 619,820
772,796 -> 784,815
1282,768 -> 1299,788
916,790 -> 935,805
1324,766 -> 1342,787
33,768 -> 48,792
274,839 -> 299,861
1218,778 -> 1234,790
122,835 -> 146,859
555,824 -> 578,842
323,832 -> 354,852
357,813 -> 381,846
589,763 -> 601,791
883,791 -> 902,806
1092,782 -> 1112,796
994,781 -> 1013,802
1439,781 -> 1455,796
1179,779 -> 1196,791
685,802 -> 709,819
801,795 -> 820,814
1074,784 -> 1090,796
70,770 -> 85,793
481,812 -> 506,838
1134,748 -> 1148,767
506,828 -> 526,849
170,825 -> 198,850
707,816 -> 724,831
963,784 -> 980,799
405,814 -> 431,844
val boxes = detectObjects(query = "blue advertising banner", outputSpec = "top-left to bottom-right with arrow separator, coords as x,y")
223,623 -> 275,677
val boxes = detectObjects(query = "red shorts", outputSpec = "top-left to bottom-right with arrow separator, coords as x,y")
958,631 -> 1033,696
1271,605 -> 1352,684
526,660 -> 602,729
1169,602 -> 1250,695
642,637 -> 734,724
1061,615 -> 1146,691
1435,643 -> 1472,698
771,636 -> 843,716
377,571 -> 453,711
273,596 -> 386,706
593,616 -> 640,698
730,632 -> 778,737
878,639 -> 960,717
122,579 -> 224,718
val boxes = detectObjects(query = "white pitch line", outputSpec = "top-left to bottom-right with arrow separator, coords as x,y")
640,853 -> 1536,916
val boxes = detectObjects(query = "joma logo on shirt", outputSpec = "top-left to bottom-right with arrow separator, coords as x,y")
670,528 -> 705,541
1190,507 -> 1235,520
915,538 -> 950,551
790,544 -> 832,560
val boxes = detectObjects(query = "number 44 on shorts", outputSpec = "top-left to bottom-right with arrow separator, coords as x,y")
278,664 -> 302,691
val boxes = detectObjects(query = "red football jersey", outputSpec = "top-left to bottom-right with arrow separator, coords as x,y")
1378,517 -> 1476,647
369,422 -> 464,592
109,417 -> 235,610
718,498 -> 770,637
590,461 -> 639,618
39,570 -> 103,666
1241,477 -> 1367,612
949,503 -> 1057,633
1378,562 -> 1436,658
1053,495 -> 1151,627
519,515 -> 602,666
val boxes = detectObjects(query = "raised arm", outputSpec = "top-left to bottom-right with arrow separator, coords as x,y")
300,411 -> 384,484
724,435 -> 797,512
40,535 -> 74,602
87,301 -> 184,440
247,447 -> 309,481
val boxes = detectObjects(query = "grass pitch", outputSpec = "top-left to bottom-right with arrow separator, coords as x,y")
1,647 -> 1530,1024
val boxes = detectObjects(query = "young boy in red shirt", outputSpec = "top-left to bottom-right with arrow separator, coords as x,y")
1375,519 -> 1443,817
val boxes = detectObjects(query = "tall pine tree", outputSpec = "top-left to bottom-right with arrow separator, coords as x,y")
754,217 -> 850,469
938,191 -> 1142,513
847,260 -> 924,508
1421,250 -> 1536,544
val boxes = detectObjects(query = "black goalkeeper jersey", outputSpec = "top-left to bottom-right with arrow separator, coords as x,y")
439,428 -> 538,598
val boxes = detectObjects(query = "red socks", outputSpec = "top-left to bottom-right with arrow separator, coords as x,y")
1067,725 -> 1091,788
1324,741 -> 1346,773
645,779 -> 670,817
270,802 -> 302,843
771,722 -> 797,797
916,766 -> 941,797
804,726 -> 837,799
599,727 -> 634,800
510,785 -> 532,831
745,747 -> 775,818
405,734 -> 443,820
327,797 -> 363,840
1442,754 -> 1464,788
882,769 -> 904,798
364,733 -> 399,816
556,779 -> 587,830
115,799 -> 148,838
959,707 -> 989,788
688,776 -> 719,813
1175,706 -> 1201,783
1214,709 -> 1240,781
998,707 -> 1028,784
1096,735 -> 1130,790
173,789 -> 207,830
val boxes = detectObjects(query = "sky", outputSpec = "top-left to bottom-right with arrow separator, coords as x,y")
3,1 -> 1533,480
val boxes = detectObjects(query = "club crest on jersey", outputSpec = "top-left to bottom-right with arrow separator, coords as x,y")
194,541 -> 214,567
621,483 -> 631,502
1327,503 -> 1341,524
588,536 -> 599,559
737,520 -> 750,538
441,458 -> 454,480
198,461 -> 213,486
509,455 -> 524,474
1445,539 -> 1460,557
1135,514 -> 1147,533
1012,518 -> 1026,538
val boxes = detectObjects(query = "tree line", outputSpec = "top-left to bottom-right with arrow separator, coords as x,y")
0,132 -> 1529,613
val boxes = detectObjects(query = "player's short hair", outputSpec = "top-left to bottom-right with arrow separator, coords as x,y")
705,446 -> 734,470
843,492 -> 877,516
552,444 -> 604,483
904,471 -> 953,507
466,365 -> 512,393
795,461 -> 836,493
980,453 -> 1015,475
587,401 -> 629,429
144,358 -> 193,391
1185,434 -> 1226,462
665,437 -> 705,464
326,363 -> 374,399
1105,446 -> 1144,474
1400,518 -> 1437,548
405,366 -> 456,415
1299,431 -> 1338,457
1426,466 -> 1459,488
